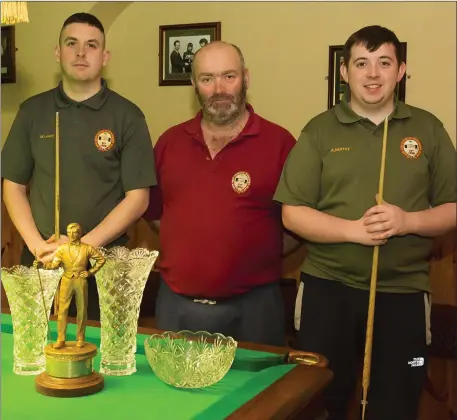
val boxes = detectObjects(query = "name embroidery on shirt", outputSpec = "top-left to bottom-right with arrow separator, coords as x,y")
330,147 -> 351,152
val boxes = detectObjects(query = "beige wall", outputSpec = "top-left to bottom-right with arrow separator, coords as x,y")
2,1 -> 456,146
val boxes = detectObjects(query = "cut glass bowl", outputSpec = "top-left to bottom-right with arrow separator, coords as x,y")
144,330 -> 237,388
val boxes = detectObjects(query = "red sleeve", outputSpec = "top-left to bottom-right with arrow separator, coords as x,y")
143,135 -> 166,221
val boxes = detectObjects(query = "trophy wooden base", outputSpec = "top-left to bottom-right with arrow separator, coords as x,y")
35,371 -> 104,397
35,341 -> 104,398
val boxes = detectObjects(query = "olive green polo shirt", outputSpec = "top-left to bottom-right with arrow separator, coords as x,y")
2,79 -> 157,245
274,98 -> 456,293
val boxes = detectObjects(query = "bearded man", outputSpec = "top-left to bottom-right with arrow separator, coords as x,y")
143,41 -> 299,346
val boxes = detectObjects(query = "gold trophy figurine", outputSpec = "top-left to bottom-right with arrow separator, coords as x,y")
34,222 -> 106,398
34,222 -> 105,348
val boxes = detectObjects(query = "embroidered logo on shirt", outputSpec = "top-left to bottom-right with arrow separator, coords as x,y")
232,171 -> 251,194
94,129 -> 115,152
400,137 -> 422,160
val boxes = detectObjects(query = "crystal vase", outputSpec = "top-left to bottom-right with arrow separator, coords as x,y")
1,265 -> 63,375
94,247 -> 159,376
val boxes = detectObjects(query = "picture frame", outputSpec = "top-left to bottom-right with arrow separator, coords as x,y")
327,42 -> 407,109
159,22 -> 221,86
1,25 -> 16,84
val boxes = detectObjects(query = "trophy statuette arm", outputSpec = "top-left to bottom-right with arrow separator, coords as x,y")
87,246 -> 105,276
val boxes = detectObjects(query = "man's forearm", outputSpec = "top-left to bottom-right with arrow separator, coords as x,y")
282,204 -> 352,244
82,189 -> 149,248
406,203 -> 456,237
3,180 -> 43,253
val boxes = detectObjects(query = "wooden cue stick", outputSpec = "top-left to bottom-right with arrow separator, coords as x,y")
360,116 -> 389,420
55,112 -> 60,241
53,112 -> 60,316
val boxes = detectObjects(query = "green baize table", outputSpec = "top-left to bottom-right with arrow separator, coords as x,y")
1,314 -> 332,420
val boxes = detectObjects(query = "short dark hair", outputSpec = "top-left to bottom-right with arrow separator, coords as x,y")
60,13 -> 105,44
199,38 -> 208,45
174,40 -> 180,47
343,25 -> 402,67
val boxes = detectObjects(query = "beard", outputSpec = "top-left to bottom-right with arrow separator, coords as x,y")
196,77 -> 247,125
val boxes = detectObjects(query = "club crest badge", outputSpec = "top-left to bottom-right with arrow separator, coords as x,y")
94,129 -> 115,152
232,171 -> 251,194
400,137 -> 422,160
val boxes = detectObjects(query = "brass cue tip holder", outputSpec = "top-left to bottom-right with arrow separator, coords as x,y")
35,342 -> 104,397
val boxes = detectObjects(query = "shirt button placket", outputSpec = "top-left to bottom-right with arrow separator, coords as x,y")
73,104 -> 80,124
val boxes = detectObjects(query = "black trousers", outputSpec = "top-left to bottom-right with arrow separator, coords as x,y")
20,247 -> 100,321
155,277 -> 286,347
297,272 -> 429,420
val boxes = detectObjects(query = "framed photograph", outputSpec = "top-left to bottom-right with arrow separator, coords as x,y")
159,22 -> 221,86
1,26 -> 16,84
327,42 -> 407,109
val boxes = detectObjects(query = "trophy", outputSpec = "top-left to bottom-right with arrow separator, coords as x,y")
95,246 -> 159,376
1,265 -> 62,375
34,222 -> 106,397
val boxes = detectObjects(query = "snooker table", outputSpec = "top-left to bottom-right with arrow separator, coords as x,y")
1,313 -> 332,420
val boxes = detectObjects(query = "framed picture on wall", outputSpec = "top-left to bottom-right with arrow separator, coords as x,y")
159,21 -> 221,86
1,26 -> 16,84
327,42 -> 407,109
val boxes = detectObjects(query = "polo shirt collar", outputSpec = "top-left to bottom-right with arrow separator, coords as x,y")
335,86 -> 411,124
54,78 -> 109,110
184,103 -> 261,139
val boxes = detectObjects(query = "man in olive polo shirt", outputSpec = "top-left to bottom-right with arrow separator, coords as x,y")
274,26 -> 456,420
2,13 -> 156,320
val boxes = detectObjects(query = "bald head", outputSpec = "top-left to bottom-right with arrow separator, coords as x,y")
191,41 -> 245,82
191,41 -> 249,126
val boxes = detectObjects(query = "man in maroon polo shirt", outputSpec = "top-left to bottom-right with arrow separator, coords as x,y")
144,41 -> 298,346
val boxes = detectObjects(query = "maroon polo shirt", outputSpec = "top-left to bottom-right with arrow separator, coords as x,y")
144,104 -> 296,298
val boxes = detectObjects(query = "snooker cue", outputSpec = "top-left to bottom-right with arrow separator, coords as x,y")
53,112 -> 60,315
34,249 -> 52,345
55,112 -> 60,241
360,116 -> 389,420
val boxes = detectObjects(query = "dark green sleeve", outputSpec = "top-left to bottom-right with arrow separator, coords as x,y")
1,104 -> 33,185
429,121 -> 457,206
273,127 -> 322,209
120,115 -> 157,192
